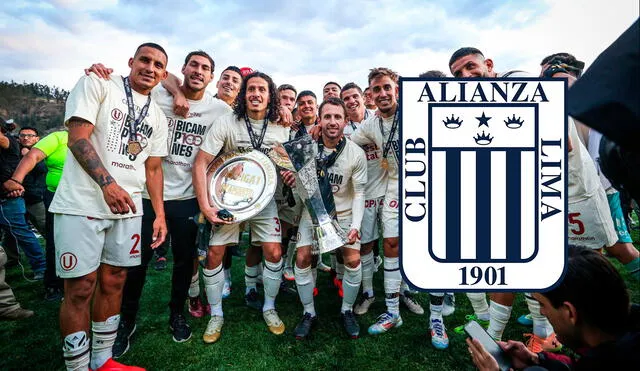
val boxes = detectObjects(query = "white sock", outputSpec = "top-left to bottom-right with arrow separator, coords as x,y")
188,271 -> 200,298
224,268 -> 231,285
295,264 -> 316,316
311,266 -> 317,286
466,292 -> 490,321
361,251 -> 375,297
341,263 -> 362,313
336,262 -> 345,280
383,257 -> 401,316
203,264 -> 224,317
90,314 -> 119,370
430,293 -> 444,319
62,330 -> 90,371
487,301 -> 512,341
262,259 -> 283,312
526,294 -> 554,338
285,238 -> 296,270
245,264 -> 259,294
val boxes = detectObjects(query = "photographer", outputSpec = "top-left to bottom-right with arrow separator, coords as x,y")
467,246 -> 639,370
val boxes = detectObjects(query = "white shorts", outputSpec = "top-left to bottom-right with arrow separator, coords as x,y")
209,199 -> 281,246
360,196 -> 383,244
54,214 -> 142,278
381,197 -> 399,239
568,191 -> 618,249
276,193 -> 304,226
296,212 -> 360,251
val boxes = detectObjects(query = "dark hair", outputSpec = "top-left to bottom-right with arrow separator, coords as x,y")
184,50 -> 214,72
278,84 -> 297,96
323,81 -> 341,90
368,67 -> 399,85
449,47 -> 484,67
318,97 -> 347,118
340,82 -> 362,96
542,246 -> 630,336
135,42 -> 168,63
296,90 -> 316,102
419,70 -> 447,78
222,66 -> 242,76
363,87 -> 370,92
19,126 -> 38,136
540,52 -> 585,77
233,71 -> 279,122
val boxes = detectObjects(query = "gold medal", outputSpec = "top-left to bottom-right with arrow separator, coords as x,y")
127,140 -> 142,155
381,158 -> 389,170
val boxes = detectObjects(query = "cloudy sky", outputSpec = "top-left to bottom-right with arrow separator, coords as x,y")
0,0 -> 637,98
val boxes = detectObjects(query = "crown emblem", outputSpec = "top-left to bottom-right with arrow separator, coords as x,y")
443,114 -> 463,129
474,131 -> 494,145
504,114 -> 524,129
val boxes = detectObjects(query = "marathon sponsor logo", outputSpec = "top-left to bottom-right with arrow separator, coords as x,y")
164,159 -> 191,167
111,161 -> 137,171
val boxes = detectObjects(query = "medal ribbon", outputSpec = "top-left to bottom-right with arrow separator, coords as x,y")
122,77 -> 151,144
379,109 -> 399,165
244,114 -> 269,150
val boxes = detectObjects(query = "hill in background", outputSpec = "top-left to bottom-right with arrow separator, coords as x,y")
0,81 -> 68,134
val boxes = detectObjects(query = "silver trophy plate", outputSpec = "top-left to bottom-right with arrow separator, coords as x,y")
206,150 -> 277,223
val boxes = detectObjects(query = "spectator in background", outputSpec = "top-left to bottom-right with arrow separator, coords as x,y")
468,246 -> 639,370
4,129 -> 68,300
3,127 -> 47,265
0,245 -> 34,320
0,118 -> 46,280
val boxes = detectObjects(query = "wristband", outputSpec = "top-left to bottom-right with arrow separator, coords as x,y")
10,177 -> 22,185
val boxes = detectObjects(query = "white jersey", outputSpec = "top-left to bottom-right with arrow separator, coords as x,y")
50,73 -> 168,219
586,129 -> 615,193
344,111 -> 385,199
146,86 -> 231,200
200,112 -> 290,159
350,113 -> 399,199
343,110 -> 371,138
568,118 -> 602,203
299,139 -> 367,231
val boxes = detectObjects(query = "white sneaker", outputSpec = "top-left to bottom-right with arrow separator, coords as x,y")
354,292 -> 375,315
373,256 -> 382,272
401,291 -> 424,315
442,293 -> 455,316
283,267 -> 295,281
263,309 -> 285,335
430,317 -> 449,349
317,261 -> 331,273
222,280 -> 231,299
203,315 -> 224,343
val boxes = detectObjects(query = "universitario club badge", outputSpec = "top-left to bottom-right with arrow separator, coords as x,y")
400,78 -> 568,291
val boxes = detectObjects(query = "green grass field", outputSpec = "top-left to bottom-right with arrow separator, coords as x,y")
1,227 -> 638,370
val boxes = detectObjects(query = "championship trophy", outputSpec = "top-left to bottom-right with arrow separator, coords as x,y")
206,149 -> 277,223
269,135 -> 347,254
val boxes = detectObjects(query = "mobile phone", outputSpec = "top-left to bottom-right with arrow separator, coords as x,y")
464,321 -> 511,371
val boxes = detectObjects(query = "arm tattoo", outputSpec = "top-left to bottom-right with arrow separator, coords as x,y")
69,138 -> 114,188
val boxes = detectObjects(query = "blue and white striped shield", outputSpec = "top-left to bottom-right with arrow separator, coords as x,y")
400,79 -> 567,291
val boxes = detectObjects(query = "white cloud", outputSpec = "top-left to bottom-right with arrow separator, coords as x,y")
0,0 -> 637,100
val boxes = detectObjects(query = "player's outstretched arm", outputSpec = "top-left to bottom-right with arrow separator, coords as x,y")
161,72 -> 190,118
84,63 -> 113,79
145,156 -> 167,248
2,147 -> 46,197
67,118 -> 136,215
